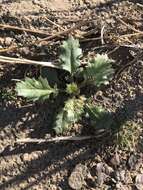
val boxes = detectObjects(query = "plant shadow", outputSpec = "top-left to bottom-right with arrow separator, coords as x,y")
0,44 -> 143,190
0,90 -> 142,189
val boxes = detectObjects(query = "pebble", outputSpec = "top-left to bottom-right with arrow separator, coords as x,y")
68,164 -> 90,189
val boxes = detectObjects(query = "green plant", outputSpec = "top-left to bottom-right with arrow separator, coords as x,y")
16,36 -> 114,134
116,121 -> 142,151
85,103 -> 114,130
0,88 -> 16,101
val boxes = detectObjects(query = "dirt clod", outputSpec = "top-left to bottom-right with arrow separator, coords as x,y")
68,164 -> 90,189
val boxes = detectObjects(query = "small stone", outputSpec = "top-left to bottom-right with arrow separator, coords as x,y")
115,170 -> 125,182
4,37 -> 13,46
135,174 -> 143,184
104,164 -> 114,175
124,171 -> 133,184
96,172 -> 107,187
96,163 -> 108,187
68,164 -> 90,189
96,163 -> 104,173
110,152 -> 120,168
116,183 -> 130,190
21,153 -> 30,162
68,172 -> 85,190
127,154 -> 137,170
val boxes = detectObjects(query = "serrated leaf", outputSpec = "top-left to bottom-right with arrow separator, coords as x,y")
59,36 -> 82,74
54,97 -> 85,134
85,104 -> 113,129
82,54 -> 114,87
16,77 -> 58,101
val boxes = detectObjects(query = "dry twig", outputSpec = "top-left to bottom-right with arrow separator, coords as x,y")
16,136 -> 95,143
0,23 -> 51,36
37,21 -> 87,44
0,20 -> 87,53
115,50 -> 143,79
45,17 -> 64,30
119,32 -> 143,38
101,24 -> 106,45
0,55 -> 60,69
117,17 -> 142,34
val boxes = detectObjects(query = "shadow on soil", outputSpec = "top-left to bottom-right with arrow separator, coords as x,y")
0,47 -> 143,190
0,51 -> 142,190
0,91 -> 142,189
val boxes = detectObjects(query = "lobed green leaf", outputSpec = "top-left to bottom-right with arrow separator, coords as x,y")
59,36 -> 82,74
54,96 -> 85,134
85,103 -> 113,129
82,54 -> 114,87
16,76 -> 58,101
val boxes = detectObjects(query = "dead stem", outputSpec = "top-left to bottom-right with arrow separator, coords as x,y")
16,136 -> 96,143
0,20 -> 88,53
0,55 -> 60,69
0,24 -> 51,36
117,17 -> 143,34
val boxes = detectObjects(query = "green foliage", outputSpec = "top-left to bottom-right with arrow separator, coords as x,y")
85,103 -> 113,129
15,37 -> 114,134
54,97 -> 85,134
0,89 -> 16,101
82,54 -> 114,87
16,77 -> 58,101
116,121 -> 141,151
59,36 -> 82,74
66,82 -> 80,95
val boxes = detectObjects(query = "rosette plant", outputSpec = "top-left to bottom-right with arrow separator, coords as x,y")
16,36 -> 114,134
